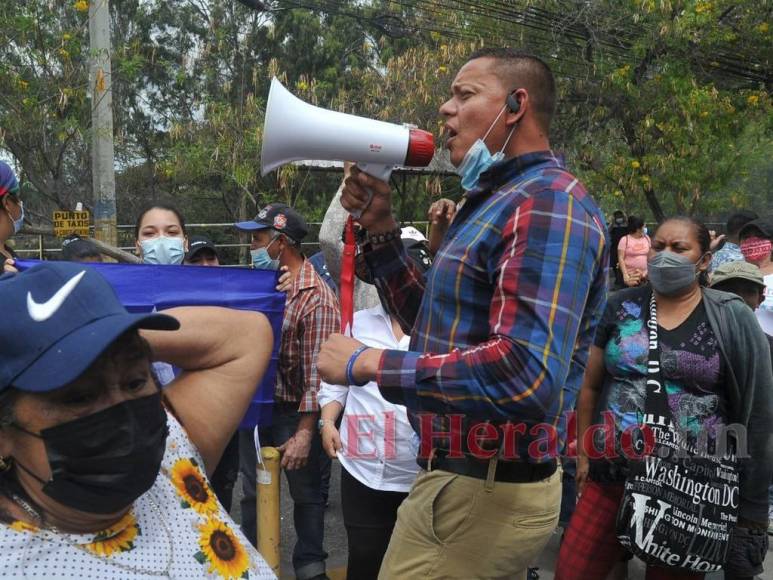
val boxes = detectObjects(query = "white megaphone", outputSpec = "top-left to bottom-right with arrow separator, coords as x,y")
261,78 -> 435,216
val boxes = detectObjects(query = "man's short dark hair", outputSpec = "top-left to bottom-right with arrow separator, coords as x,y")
466,48 -> 556,133
726,210 -> 758,237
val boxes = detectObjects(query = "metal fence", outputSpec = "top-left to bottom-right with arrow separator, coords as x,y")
11,219 -> 728,263
12,221 -> 434,264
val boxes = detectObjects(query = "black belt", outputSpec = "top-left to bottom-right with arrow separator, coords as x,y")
418,452 -> 557,483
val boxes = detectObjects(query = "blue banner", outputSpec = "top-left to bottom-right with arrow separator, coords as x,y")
17,260 -> 285,428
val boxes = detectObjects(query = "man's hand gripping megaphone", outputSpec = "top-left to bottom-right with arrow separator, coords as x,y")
340,167 -> 397,232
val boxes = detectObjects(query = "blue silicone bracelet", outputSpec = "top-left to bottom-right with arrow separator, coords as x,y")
346,346 -> 371,386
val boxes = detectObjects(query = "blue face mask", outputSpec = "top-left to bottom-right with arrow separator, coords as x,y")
455,103 -> 517,191
140,236 -> 185,265
251,237 -> 281,270
6,199 -> 23,234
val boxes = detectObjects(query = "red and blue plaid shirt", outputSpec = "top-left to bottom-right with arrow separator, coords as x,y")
365,151 -> 609,461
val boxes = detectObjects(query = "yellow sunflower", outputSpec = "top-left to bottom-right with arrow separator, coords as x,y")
195,518 -> 250,579
170,457 -> 218,515
83,512 -> 139,557
9,520 -> 38,533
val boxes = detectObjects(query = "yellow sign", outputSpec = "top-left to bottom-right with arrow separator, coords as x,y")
53,210 -> 91,238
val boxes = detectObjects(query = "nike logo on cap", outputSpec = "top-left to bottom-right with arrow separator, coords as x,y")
27,270 -> 87,322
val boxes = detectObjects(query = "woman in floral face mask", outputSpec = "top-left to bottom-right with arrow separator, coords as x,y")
739,218 -> 773,336
134,204 -> 188,265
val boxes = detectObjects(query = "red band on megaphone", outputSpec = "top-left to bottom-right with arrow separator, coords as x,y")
405,129 -> 435,167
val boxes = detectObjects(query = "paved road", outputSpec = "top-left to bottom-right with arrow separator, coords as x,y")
233,459 -> 773,579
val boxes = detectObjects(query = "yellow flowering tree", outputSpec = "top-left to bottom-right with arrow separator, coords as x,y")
567,0 -> 772,220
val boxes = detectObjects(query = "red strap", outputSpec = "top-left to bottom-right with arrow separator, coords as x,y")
340,216 -> 356,336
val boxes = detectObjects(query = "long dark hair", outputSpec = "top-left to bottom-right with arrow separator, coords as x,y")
655,216 -> 711,286
627,215 -> 645,234
134,204 -> 187,240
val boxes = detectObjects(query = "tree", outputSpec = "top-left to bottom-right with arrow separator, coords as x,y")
565,0 -> 771,221
0,0 -> 91,220
2,0 -> 769,240
344,0 -> 772,221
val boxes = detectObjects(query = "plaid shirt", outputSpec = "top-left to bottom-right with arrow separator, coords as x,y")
365,151 -> 608,460
277,258 -> 340,412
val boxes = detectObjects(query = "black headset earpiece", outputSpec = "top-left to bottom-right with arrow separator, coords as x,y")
506,91 -> 520,114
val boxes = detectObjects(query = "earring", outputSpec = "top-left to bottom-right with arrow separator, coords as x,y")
0,457 -> 11,472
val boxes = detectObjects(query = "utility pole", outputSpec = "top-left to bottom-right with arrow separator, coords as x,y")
89,0 -> 117,246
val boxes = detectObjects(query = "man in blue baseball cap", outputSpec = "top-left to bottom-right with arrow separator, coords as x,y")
0,262 -> 277,578
234,203 -> 339,580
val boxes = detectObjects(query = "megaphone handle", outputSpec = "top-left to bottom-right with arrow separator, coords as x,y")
350,163 -> 393,220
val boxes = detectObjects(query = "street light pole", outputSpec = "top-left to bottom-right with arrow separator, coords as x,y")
89,0 -> 117,246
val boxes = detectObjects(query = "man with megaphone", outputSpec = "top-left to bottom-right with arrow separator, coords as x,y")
318,48 -> 610,579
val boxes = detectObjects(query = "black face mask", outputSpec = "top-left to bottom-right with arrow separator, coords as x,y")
12,391 -> 168,514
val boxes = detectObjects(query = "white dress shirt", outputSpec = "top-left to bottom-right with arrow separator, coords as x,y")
319,304 -> 419,492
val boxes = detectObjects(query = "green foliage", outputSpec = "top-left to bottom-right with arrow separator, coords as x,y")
0,0 -> 770,243
0,0 -> 91,216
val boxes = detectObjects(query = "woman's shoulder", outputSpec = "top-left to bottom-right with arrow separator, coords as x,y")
161,408 -> 205,467
702,288 -> 765,342
702,287 -> 746,311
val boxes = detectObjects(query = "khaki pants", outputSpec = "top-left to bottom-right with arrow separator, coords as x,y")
378,466 -> 561,580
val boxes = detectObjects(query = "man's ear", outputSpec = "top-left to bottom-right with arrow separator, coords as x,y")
505,88 -> 528,127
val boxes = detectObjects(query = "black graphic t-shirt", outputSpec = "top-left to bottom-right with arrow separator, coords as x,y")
590,287 -> 728,482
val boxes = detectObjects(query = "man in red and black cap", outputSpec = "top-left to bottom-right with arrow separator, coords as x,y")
0,161 -> 23,264
234,203 -> 340,580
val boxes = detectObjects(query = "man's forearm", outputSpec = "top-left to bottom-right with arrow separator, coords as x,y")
321,401 -> 344,423
366,216 -> 400,236
364,237 -> 426,333
296,412 -> 318,434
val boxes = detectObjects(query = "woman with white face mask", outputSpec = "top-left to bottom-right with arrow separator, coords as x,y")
134,204 -> 188,265
0,161 -> 23,270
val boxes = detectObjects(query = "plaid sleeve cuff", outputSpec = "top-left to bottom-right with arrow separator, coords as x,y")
297,388 -> 319,413
363,236 -> 406,278
376,349 -> 421,410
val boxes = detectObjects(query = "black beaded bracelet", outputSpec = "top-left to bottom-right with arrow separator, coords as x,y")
365,226 -> 402,246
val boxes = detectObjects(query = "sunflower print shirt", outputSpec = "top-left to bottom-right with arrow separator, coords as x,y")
0,412 -> 276,579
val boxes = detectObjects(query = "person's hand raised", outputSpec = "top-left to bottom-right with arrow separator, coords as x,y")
428,198 -> 457,227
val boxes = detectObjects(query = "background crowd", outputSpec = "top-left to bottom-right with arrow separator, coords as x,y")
0,45 -> 771,580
